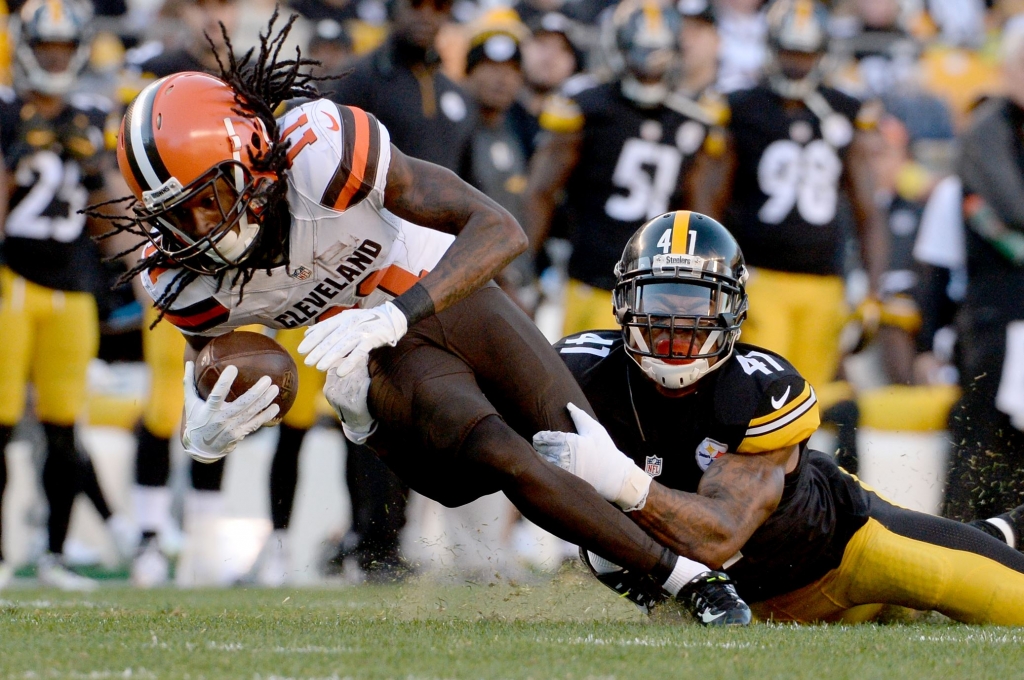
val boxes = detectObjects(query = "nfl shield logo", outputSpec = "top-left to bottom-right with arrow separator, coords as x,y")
644,455 -> 663,477
289,265 -> 313,281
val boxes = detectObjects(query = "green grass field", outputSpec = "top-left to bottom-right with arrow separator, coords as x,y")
2,568 -> 1022,680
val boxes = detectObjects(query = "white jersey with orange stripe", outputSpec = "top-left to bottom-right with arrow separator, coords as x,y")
141,99 -> 455,336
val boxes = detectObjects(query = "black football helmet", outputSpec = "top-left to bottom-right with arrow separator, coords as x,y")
605,0 -> 681,105
764,0 -> 831,98
613,211 -> 748,389
11,0 -> 93,97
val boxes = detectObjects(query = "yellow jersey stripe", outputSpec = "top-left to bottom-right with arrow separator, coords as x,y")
670,210 -> 691,254
746,385 -> 817,436
747,381 -> 812,427
738,404 -> 820,453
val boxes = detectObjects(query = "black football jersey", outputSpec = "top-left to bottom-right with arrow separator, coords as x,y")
0,87 -> 109,292
540,82 -> 709,290
724,85 -> 865,276
554,331 -> 870,601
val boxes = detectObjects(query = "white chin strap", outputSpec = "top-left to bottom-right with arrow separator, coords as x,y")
628,327 -> 729,389
207,118 -> 260,265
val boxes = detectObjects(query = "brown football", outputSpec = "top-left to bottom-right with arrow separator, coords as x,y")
195,331 -> 298,425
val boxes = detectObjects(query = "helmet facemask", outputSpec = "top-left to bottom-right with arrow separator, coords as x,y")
134,159 -> 266,275
615,264 -> 747,389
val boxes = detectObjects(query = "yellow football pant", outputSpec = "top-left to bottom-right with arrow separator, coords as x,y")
0,266 -> 99,426
753,517 -> 1024,625
562,279 -> 618,337
742,268 -> 847,392
141,307 -> 187,439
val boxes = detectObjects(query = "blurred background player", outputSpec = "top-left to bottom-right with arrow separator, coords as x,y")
306,18 -> 355,79
460,9 -> 536,312
676,0 -> 720,99
0,0 -> 129,591
692,0 -> 888,401
329,0 -> 476,174
509,11 -> 583,158
526,0 -> 722,337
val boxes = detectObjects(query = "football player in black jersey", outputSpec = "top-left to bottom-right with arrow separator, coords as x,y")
534,211 -> 1024,624
0,0 -> 126,591
691,0 -> 888,398
525,0 -> 725,337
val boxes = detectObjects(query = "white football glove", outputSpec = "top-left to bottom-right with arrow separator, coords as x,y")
297,302 -> 408,375
533,403 -> 652,511
181,362 -> 280,464
324,356 -> 378,445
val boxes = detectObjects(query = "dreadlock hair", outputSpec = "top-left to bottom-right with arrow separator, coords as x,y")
88,10 -> 333,327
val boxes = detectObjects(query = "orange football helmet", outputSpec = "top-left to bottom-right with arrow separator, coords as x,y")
117,72 -> 275,274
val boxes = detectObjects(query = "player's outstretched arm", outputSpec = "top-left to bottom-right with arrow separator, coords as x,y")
534,404 -> 790,566
383,144 -> 527,319
633,448 -> 794,568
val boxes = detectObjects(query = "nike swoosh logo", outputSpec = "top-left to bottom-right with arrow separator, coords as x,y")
322,111 -> 340,131
701,610 -> 727,623
200,431 -> 221,449
771,386 -> 791,410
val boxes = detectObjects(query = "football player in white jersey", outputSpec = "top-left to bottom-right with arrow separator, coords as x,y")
92,16 -> 750,623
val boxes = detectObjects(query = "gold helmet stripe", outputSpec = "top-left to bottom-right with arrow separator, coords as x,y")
642,1 -> 664,33
670,210 -> 692,254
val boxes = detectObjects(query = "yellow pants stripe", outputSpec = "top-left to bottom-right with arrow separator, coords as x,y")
752,517 -> 1024,625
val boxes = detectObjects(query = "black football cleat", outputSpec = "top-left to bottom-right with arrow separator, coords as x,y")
677,571 -> 752,626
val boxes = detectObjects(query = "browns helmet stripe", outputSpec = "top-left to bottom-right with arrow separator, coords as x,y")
124,78 -> 172,191
321,104 -> 381,211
